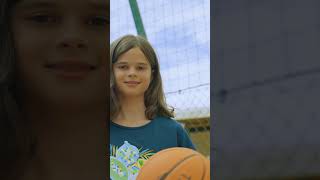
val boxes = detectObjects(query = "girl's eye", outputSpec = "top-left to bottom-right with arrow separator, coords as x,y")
28,14 -> 58,24
118,65 -> 128,70
88,16 -> 109,26
137,66 -> 145,70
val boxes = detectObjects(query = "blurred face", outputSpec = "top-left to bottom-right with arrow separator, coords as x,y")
113,47 -> 152,98
11,0 -> 109,107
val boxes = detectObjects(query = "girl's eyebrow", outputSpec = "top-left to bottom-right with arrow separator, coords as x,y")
115,62 -> 128,65
15,1 -> 58,9
137,63 -> 148,66
115,62 -> 148,65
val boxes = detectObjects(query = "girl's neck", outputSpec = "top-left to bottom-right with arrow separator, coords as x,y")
113,95 -> 150,127
21,103 -> 107,180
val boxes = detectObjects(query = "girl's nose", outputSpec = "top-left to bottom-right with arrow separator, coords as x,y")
56,18 -> 88,51
128,68 -> 137,77
59,39 -> 86,49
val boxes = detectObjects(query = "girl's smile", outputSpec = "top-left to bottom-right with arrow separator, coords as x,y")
114,47 -> 152,97
45,60 -> 97,80
124,81 -> 141,87
11,0 -> 109,105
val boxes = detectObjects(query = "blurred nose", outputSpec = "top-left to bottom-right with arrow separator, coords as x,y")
56,18 -> 88,51
60,39 -> 86,49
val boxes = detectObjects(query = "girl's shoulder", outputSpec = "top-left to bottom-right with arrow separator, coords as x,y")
153,116 -> 184,129
154,116 -> 176,123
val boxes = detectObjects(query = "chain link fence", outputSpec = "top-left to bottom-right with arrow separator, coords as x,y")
111,0 -> 210,157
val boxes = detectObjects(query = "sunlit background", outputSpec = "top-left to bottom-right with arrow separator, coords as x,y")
111,0 -> 210,157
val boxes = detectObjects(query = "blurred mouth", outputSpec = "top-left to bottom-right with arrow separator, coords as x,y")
45,61 -> 97,80
124,81 -> 141,86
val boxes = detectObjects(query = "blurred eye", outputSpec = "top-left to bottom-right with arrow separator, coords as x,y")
27,14 -> 58,24
88,16 -> 109,26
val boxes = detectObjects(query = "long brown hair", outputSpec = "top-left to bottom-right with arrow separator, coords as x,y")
110,35 -> 174,120
0,0 -> 33,179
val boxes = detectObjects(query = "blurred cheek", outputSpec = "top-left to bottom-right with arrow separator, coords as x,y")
12,23 -> 44,84
12,18 -> 51,64
95,33 -> 108,63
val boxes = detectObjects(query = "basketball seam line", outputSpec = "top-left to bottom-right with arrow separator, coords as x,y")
159,154 -> 198,180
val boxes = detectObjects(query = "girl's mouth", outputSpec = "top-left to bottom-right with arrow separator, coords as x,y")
125,81 -> 140,84
124,81 -> 141,87
45,61 -> 96,80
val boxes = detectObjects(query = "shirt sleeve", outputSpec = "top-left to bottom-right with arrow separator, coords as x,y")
176,122 -> 197,150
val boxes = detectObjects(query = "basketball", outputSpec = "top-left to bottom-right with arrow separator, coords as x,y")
136,147 -> 210,180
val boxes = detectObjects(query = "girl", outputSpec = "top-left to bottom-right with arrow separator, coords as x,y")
110,35 -> 195,180
0,0 -> 109,179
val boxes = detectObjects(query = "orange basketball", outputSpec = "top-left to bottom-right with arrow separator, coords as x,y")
136,147 -> 210,180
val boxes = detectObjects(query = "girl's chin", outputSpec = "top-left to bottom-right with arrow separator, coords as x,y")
119,91 -> 145,98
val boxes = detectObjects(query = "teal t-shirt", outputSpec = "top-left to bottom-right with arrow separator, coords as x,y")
109,116 -> 195,180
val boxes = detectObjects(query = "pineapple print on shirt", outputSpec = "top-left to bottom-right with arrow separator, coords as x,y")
110,141 -> 155,180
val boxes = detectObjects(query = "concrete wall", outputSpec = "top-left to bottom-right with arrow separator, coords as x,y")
213,0 -> 320,179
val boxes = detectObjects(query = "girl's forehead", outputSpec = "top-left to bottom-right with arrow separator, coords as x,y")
15,0 -> 108,12
117,48 -> 150,64
116,58 -> 150,65
123,47 -> 145,56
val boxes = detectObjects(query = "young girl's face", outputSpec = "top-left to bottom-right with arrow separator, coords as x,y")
11,0 -> 109,106
113,47 -> 152,98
